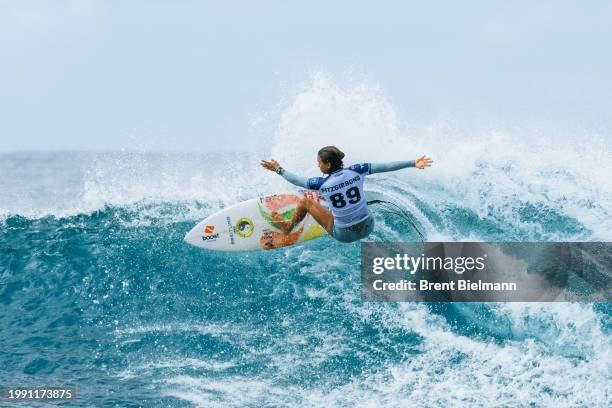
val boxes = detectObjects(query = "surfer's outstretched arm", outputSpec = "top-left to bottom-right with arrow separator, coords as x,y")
260,159 -> 308,188
370,160 -> 415,173
278,168 -> 308,188
370,155 -> 433,174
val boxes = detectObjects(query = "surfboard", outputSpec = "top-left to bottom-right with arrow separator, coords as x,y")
184,190 -> 328,251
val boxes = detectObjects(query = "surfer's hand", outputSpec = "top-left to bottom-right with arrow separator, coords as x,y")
415,155 -> 433,169
261,159 -> 281,172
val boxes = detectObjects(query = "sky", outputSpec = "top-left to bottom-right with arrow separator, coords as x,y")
1,0 -> 611,152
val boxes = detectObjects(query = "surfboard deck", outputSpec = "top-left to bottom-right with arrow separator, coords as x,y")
184,190 -> 328,251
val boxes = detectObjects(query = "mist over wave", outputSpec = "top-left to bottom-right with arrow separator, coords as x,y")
1,73 -> 610,407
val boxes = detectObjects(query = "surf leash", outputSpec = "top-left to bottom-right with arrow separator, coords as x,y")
367,199 -> 425,240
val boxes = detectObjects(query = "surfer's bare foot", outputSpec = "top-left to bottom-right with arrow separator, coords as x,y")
271,211 -> 292,233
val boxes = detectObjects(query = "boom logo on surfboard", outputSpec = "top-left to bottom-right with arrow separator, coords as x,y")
201,233 -> 219,242
202,225 -> 219,242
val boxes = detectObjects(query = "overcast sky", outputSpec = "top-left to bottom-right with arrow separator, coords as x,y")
1,1 -> 611,152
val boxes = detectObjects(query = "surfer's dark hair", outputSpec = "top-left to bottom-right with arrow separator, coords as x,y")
318,146 -> 345,173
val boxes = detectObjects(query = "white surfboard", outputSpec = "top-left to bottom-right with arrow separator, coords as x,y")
184,190 -> 328,251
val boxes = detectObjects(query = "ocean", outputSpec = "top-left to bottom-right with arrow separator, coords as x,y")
1,77 -> 611,407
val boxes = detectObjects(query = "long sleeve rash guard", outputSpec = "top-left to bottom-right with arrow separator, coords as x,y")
278,160 -> 416,189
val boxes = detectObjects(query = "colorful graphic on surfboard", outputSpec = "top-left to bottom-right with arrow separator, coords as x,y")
184,190 -> 328,251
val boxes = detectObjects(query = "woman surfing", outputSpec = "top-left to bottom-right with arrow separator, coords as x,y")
261,146 -> 433,243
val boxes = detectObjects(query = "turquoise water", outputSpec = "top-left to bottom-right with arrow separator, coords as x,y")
0,147 -> 610,407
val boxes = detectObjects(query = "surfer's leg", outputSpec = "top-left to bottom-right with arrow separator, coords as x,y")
301,198 -> 334,233
272,198 -> 333,234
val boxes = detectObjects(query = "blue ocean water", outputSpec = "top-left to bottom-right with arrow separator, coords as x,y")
1,79 -> 611,407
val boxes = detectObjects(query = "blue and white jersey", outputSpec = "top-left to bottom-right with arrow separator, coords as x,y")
279,160 -> 415,227
307,163 -> 371,228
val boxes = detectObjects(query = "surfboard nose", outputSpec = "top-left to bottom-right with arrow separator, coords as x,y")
184,223 -> 202,246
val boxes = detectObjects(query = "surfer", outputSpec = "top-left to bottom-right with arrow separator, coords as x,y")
260,146 -> 432,242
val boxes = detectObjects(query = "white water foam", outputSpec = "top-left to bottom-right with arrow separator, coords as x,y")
322,301 -> 610,408
270,72 -> 611,240
154,303 -> 609,407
